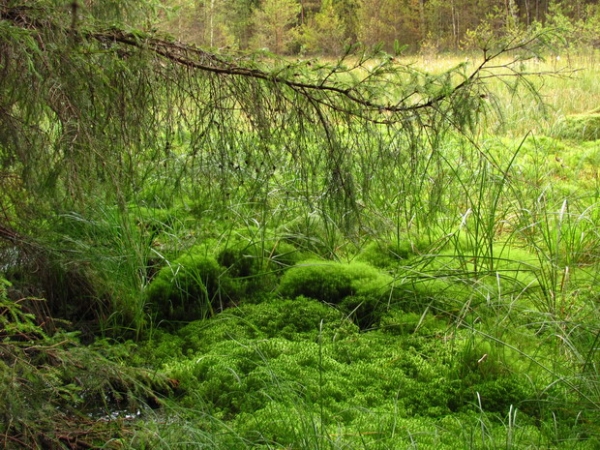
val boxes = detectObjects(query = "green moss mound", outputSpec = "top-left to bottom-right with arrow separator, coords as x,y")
277,214 -> 342,257
158,308 -> 543,445
215,236 -> 301,302
146,247 -> 239,323
279,260 -> 392,304
174,298 -> 357,353
554,110 -> 600,141
217,237 -> 299,277
278,260 -> 393,328
357,239 -> 423,268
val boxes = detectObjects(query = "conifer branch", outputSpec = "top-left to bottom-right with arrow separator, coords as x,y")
1,3 -> 546,121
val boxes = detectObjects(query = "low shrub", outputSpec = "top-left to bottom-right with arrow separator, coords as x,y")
0,279 -> 170,448
217,236 -> 301,273
217,240 -> 261,279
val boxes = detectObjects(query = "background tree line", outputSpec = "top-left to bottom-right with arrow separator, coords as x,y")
158,0 -> 600,55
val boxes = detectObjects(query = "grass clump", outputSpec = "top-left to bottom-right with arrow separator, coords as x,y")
379,309 -> 448,336
277,213 -> 344,259
219,235 -> 301,274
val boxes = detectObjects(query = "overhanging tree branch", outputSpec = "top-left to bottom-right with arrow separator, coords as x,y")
0,3 -> 552,122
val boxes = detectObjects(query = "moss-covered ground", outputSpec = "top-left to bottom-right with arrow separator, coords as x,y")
3,55 -> 600,448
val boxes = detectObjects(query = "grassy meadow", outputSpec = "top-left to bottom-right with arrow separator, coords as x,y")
4,52 -> 600,448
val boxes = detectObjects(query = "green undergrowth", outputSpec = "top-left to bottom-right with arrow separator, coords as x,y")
5,33 -> 600,448
0,277 -> 173,448
5,122 -> 600,447
139,293 -> 599,448
129,187 -> 600,447
5,146 -> 600,448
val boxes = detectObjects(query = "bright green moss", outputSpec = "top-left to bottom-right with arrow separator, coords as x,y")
277,260 -> 393,327
146,247 -> 240,323
554,111 -> 600,141
357,239 -> 425,268
278,260 -> 392,304
228,297 -> 356,340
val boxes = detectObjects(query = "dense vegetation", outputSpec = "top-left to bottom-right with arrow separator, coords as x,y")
159,0 -> 600,55
1,0 -> 600,448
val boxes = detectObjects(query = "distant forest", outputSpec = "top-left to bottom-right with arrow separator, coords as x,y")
158,0 -> 600,54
